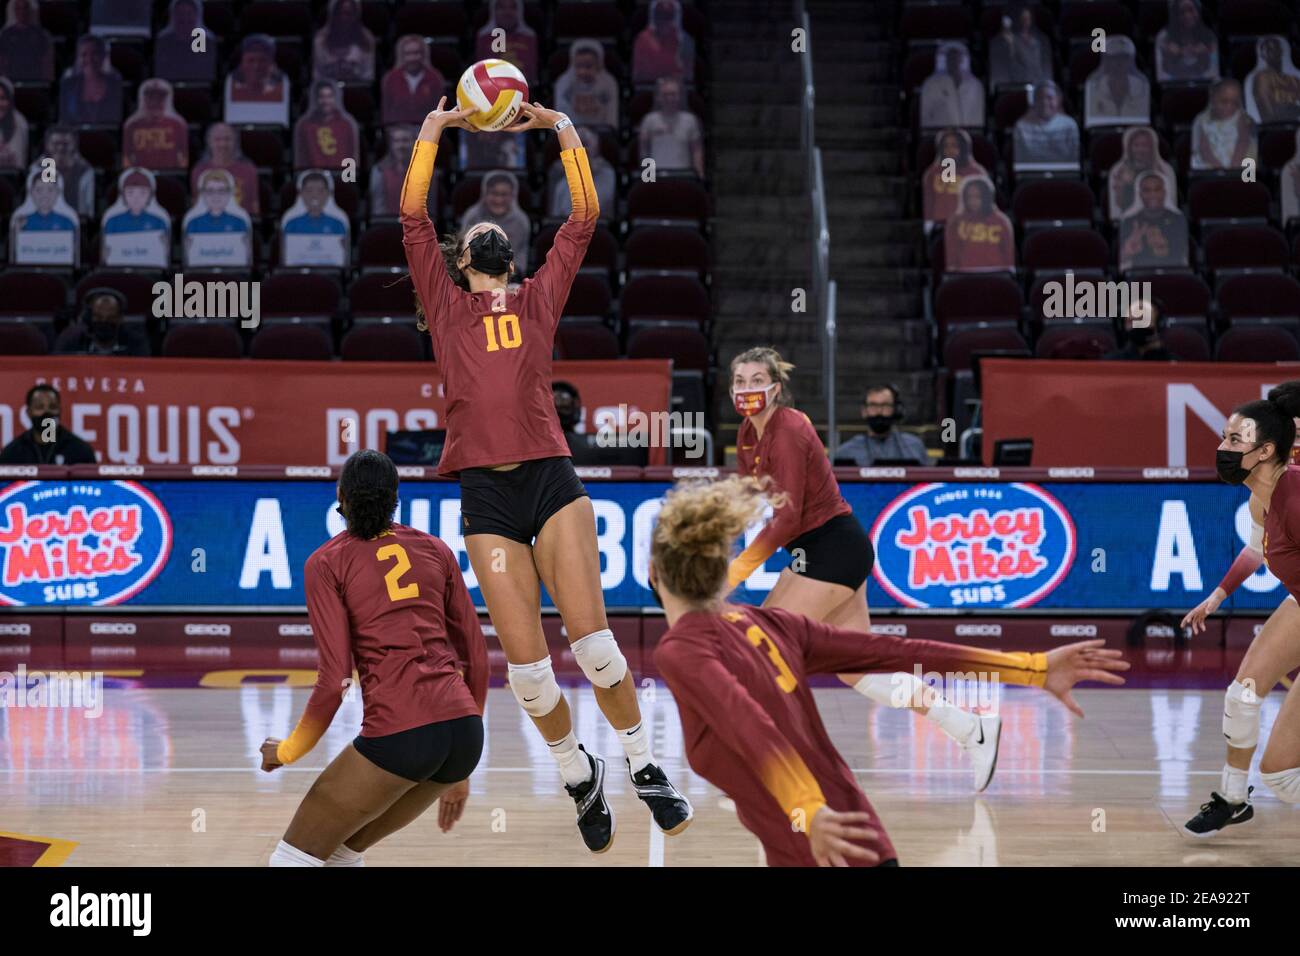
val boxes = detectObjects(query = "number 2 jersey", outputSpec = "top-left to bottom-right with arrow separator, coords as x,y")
400,138 -> 599,478
655,604 -> 1049,866
276,523 -> 488,765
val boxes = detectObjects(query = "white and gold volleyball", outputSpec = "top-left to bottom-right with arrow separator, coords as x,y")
456,59 -> 529,131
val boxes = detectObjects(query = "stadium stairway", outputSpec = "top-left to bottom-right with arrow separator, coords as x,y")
708,0 -> 937,458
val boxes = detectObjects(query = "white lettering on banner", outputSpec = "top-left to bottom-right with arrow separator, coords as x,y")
740,505 -> 781,590
1151,500 -> 1202,591
278,624 -> 312,636
239,498 -> 292,589
1236,500 -> 1280,592
325,500 -> 346,538
1050,624 -> 1097,637
439,498 -> 476,591
286,466 -> 330,478
874,623 -> 908,636
192,465 -> 238,477
955,624 -> 1001,636
1166,384 -> 1226,468
1143,467 -> 1189,479
0,623 -> 32,635
953,467 -> 999,479
860,467 -> 907,479
43,404 -> 242,465
1048,467 -> 1095,478
325,408 -> 440,465
89,623 -> 136,635
631,498 -> 663,589
407,498 -> 431,534
184,624 -> 231,636
591,499 -> 627,589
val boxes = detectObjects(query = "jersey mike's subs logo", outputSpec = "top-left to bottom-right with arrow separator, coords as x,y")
0,481 -> 172,606
871,483 -> 1075,609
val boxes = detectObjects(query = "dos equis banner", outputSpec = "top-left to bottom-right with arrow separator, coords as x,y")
981,359 -> 1300,467
0,356 -> 672,467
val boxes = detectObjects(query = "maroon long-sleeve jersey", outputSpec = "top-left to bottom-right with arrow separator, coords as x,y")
1263,465 -> 1300,602
276,523 -> 488,765
400,139 -> 598,477
654,604 -> 1048,866
730,406 -> 853,585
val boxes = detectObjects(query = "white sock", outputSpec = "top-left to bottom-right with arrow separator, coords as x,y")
618,721 -> 654,775
269,840 -> 325,867
1222,764 -> 1249,803
852,672 -> 978,744
325,845 -> 365,867
546,730 -> 594,787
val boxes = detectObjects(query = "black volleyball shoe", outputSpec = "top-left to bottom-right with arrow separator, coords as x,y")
565,746 -> 615,853
629,760 -> 694,835
1182,788 -> 1254,838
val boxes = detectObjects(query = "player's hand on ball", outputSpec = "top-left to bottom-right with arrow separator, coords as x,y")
1181,589 -> 1224,635
424,96 -> 477,132
260,738 -> 284,772
437,779 -> 470,832
807,806 -> 879,867
1043,639 -> 1129,718
508,102 -> 566,131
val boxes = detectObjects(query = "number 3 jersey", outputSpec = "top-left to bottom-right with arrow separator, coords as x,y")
400,139 -> 599,478
277,524 -> 488,764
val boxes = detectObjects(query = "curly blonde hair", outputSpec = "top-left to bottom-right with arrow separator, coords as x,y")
729,346 -> 795,406
651,476 -> 788,606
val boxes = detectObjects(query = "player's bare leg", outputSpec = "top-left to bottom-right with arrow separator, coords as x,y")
534,496 -> 693,835
339,780 -> 455,860
467,529 -> 615,850
1259,675 -> 1300,806
1187,596 -> 1300,836
270,743 -> 416,865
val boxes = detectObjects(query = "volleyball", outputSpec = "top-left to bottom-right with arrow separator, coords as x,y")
456,58 -> 529,131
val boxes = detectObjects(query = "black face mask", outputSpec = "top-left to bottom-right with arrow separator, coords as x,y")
33,414 -> 58,438
557,408 -> 579,432
1127,326 -> 1155,347
1216,447 -> 1261,485
466,229 -> 513,276
91,320 -> 119,344
866,415 -> 894,435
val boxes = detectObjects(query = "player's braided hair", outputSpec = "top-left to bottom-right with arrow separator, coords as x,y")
1235,380 -> 1300,464
338,449 -> 399,539
729,346 -> 795,406
651,476 -> 787,606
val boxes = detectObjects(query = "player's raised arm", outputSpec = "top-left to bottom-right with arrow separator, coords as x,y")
793,613 -> 1129,718
512,103 -> 598,322
265,555 -> 356,768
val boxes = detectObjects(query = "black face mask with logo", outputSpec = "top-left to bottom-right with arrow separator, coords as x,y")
1216,446 -> 1261,485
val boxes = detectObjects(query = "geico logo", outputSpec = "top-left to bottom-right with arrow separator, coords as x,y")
0,623 -> 32,635
90,646 -> 136,657
1146,625 -> 1177,638
1048,467 -> 1095,478
89,622 -> 137,635
955,624 -> 1002,637
98,465 -> 145,476
1050,624 -> 1097,637
286,466 -> 331,477
191,465 -> 238,477
396,466 -> 426,478
185,646 -> 231,658
874,624 -> 908,636
672,467 -> 718,478
861,468 -> 907,479
279,648 -> 318,661
575,467 -> 612,479
278,624 -> 313,637
953,467 -> 999,478
0,644 -> 32,655
184,624 -> 231,636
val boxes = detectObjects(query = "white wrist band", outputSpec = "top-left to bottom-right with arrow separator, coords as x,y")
554,116 -> 573,132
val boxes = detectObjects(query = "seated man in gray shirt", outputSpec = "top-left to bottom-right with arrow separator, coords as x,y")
833,384 -> 930,466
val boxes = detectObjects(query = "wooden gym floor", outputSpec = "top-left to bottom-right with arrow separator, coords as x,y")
3,683 -> 1298,866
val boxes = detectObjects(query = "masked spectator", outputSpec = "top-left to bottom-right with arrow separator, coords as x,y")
54,289 -> 151,356
0,385 -> 96,464
832,385 -> 929,466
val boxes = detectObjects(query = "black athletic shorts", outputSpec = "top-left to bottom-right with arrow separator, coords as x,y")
353,713 -> 484,783
458,456 -> 588,544
786,512 -> 876,590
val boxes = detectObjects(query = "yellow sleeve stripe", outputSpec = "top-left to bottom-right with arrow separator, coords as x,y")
400,140 -> 438,219
560,147 -> 599,221
760,749 -> 828,834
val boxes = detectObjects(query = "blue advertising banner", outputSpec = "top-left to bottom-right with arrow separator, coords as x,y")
0,478 -> 1279,612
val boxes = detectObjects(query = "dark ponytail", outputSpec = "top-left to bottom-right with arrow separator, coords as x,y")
1235,378 -> 1300,464
338,449 -> 399,539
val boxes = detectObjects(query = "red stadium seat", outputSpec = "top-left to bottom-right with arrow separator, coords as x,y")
1187,180 -> 1270,227
1203,226 -> 1290,274
934,274 -> 1023,332
240,1 -> 311,39
533,224 -> 618,281
1059,2 -> 1133,41
625,181 -> 709,229
161,323 -> 244,358
1217,274 -> 1300,324
0,322 -> 50,355
0,272 -> 67,319
942,324 -> 1031,371
554,321 -> 620,360
75,273 -> 159,317
562,275 -> 613,320
249,324 -> 333,360
1219,0 -> 1294,37
393,2 -> 468,40
357,223 -> 406,273
1215,325 -> 1300,361
553,8 -> 626,45
899,3 -> 974,40
261,273 -> 341,321
624,228 -> 711,279
1036,322 -> 1117,359
240,128 -> 288,173
1012,179 -> 1095,231
627,323 -> 710,372
1158,86 -> 1209,128
1023,228 -> 1110,274
1162,325 -> 1212,361
340,324 -> 426,362
621,276 -> 710,326
349,273 -> 418,320
1146,273 -> 1213,320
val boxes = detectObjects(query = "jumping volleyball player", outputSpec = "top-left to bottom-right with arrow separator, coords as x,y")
649,475 -> 1129,866
261,451 -> 488,867
400,98 -> 690,851
726,347 -> 1000,790
1180,382 -> 1300,836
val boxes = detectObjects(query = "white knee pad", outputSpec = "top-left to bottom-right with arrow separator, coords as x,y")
1223,680 -> 1262,750
508,657 -> 562,718
572,629 -> 627,688
1261,767 -> 1300,804
855,672 -> 928,708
